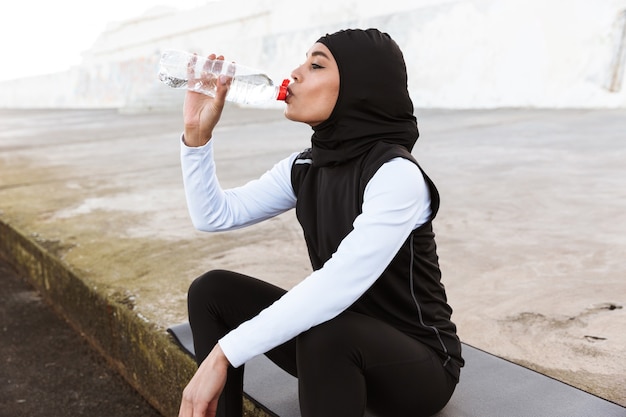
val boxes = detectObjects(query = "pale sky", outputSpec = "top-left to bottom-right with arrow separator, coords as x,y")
0,1 -> 210,82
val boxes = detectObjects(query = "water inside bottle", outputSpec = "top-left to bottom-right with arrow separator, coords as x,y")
159,73 -> 273,88
159,71 -> 187,88
158,73 -> 188,88
158,50 -> 282,103
228,74 -> 277,104
233,73 -> 273,86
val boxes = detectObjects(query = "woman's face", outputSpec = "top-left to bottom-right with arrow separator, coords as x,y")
284,43 -> 340,126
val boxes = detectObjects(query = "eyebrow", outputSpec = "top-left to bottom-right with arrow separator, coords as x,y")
307,50 -> 331,59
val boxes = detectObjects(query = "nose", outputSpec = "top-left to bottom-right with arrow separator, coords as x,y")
290,64 -> 302,82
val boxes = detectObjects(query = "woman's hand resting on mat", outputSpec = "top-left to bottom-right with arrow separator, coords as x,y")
178,344 -> 230,417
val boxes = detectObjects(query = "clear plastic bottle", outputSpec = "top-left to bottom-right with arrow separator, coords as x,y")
158,50 -> 289,105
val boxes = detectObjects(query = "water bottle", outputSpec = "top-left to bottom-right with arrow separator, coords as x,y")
158,50 -> 289,105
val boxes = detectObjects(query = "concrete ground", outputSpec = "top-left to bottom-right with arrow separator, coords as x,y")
0,106 -> 625,415
0,253 -> 163,417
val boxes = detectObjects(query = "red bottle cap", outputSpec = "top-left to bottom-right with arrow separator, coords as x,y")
277,79 -> 289,101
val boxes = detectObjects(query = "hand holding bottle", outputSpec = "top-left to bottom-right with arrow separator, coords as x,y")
182,54 -> 233,147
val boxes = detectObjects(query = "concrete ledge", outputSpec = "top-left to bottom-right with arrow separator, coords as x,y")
0,220 -> 270,417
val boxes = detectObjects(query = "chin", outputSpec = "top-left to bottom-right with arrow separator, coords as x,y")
283,108 -> 318,127
283,108 -> 300,123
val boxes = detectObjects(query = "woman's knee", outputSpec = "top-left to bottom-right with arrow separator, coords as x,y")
187,269 -> 231,304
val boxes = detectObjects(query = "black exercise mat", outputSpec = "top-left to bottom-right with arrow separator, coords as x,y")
168,322 -> 625,417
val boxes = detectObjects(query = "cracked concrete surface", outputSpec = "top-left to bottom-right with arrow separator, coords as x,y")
0,107 -> 624,413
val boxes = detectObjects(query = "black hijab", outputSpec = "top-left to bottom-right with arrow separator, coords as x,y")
312,28 -> 418,167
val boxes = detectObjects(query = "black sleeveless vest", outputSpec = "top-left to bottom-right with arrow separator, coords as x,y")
291,142 -> 463,380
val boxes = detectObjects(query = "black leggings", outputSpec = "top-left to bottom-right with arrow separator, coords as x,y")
187,270 -> 456,417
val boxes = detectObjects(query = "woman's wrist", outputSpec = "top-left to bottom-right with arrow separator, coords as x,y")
208,343 -> 230,369
183,127 -> 211,147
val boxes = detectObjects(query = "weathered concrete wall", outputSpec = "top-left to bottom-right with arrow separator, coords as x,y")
1,0 -> 625,109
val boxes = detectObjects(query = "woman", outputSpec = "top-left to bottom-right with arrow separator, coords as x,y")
178,28 -> 463,417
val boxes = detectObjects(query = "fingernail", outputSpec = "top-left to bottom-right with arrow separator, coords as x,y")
219,75 -> 227,85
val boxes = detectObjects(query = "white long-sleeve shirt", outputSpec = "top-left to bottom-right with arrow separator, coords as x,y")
181,137 -> 431,367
